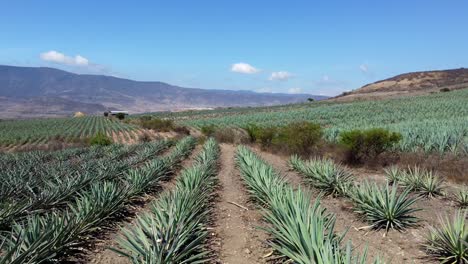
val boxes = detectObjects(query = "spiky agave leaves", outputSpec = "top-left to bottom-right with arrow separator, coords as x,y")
454,187 -> 468,208
235,146 -> 288,206
385,166 -> 444,198
0,182 -> 128,264
289,155 -> 354,196
348,181 -> 420,232
261,187 -> 347,264
114,138 -> 219,264
236,147 -> 384,263
424,210 -> 468,264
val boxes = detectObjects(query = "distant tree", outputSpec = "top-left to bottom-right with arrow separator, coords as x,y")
307,98 -> 315,102
116,113 -> 126,120
103,111 -> 109,117
440,88 -> 451,92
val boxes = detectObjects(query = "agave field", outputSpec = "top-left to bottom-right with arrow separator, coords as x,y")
0,116 -> 137,147
176,89 -> 468,154
0,90 -> 467,263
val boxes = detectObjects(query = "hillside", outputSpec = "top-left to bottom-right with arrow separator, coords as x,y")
334,68 -> 468,101
0,65 -> 326,118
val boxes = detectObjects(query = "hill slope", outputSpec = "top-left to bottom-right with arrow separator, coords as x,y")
0,65 -> 326,118
334,68 -> 468,101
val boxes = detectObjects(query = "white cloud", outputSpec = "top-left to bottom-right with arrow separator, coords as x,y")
40,50 -> 89,66
269,71 -> 292,81
288,87 -> 302,94
359,64 -> 369,73
231,62 -> 260,74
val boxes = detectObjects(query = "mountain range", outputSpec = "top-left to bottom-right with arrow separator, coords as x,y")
0,65 -> 326,118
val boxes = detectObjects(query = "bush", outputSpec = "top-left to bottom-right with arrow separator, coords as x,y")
339,128 -> 402,162
138,132 -> 152,142
440,88 -> 451,92
140,118 -> 174,132
212,127 -> 250,144
200,124 -> 217,136
245,122 -> 323,155
116,113 -> 126,120
173,126 -> 190,135
90,132 -> 113,146
276,122 -> 322,155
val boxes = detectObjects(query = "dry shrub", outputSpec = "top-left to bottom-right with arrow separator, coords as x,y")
140,118 -> 175,132
173,126 -> 190,135
213,127 -> 250,144
138,132 -> 152,142
244,122 -> 323,156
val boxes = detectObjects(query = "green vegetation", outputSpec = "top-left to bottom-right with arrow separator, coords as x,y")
114,138 -> 220,263
424,210 -> 468,263
245,122 -> 323,154
339,128 -> 401,162
178,89 -> 468,154
89,132 -> 113,146
385,166 -> 445,198
289,155 -> 353,196
139,117 -> 175,131
291,156 -> 421,232
348,182 -> 420,232
0,137 -> 196,263
454,187 -> 468,208
0,116 -> 136,147
235,146 -> 383,263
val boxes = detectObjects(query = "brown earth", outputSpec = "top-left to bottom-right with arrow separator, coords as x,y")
210,144 -> 270,264
332,68 -> 468,102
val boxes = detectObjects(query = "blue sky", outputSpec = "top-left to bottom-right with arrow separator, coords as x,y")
1,0 -> 467,96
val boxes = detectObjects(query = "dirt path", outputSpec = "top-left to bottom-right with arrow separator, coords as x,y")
253,149 -> 457,264
86,144 -> 203,264
211,144 -> 269,264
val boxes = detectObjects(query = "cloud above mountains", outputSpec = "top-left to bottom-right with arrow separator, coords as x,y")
269,71 -> 292,81
40,51 -> 89,66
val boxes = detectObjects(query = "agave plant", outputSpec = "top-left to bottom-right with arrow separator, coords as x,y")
114,138 -> 220,264
386,166 -> 444,198
454,187 -> 468,208
289,155 -> 354,196
349,181 -> 420,232
236,146 -> 385,263
424,210 -> 468,263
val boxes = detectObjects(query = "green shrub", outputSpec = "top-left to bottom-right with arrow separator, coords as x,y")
275,122 -> 322,155
115,112 -> 126,120
200,124 -> 217,136
440,88 -> 451,92
340,128 -> 402,162
89,132 -> 113,146
245,122 -> 322,155
140,118 -> 174,132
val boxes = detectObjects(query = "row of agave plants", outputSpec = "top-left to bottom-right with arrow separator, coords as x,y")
235,146 -> 383,264
114,138 -> 221,263
0,140 -> 173,230
290,155 -> 468,263
0,136 -> 197,264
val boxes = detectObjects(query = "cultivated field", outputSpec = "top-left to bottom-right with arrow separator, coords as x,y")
0,90 -> 467,263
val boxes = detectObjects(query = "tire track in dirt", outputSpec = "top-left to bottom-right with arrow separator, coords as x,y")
211,144 -> 269,264
253,148 -> 447,264
85,144 -> 203,264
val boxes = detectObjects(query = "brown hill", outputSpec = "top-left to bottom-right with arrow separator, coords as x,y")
334,68 -> 468,101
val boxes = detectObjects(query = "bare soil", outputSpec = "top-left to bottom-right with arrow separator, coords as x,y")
210,144 -> 270,264
254,148 -> 458,264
